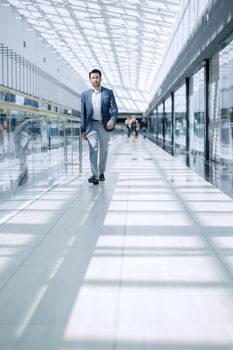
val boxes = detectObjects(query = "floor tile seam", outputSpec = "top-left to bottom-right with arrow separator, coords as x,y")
107,211 -> 188,215
0,183 -> 61,227
113,144 -> 135,343
108,208 -> 233,214
0,322 -> 111,327
190,211 -> 233,214
144,140 -> 233,287
112,195 -> 178,197
0,166 -> 92,227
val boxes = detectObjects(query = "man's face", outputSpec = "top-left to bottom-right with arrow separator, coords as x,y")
90,73 -> 101,88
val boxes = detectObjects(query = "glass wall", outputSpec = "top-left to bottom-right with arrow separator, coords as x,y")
210,37 -> 233,163
174,84 -> 186,152
164,96 -> 172,144
146,27 -> 233,198
157,103 -> 163,142
149,109 -> 157,139
190,67 -> 205,156
0,107 -> 81,198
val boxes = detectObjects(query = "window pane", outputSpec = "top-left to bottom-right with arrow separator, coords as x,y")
149,109 -> 157,139
165,96 -> 172,144
210,39 -> 233,163
190,67 -> 205,155
174,84 -> 186,153
157,103 -> 163,142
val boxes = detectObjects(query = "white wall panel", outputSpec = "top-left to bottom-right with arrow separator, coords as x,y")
0,4 -> 88,109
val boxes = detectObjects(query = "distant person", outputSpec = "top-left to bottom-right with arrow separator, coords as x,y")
140,116 -> 147,139
81,69 -> 118,185
125,116 -> 132,140
131,115 -> 140,141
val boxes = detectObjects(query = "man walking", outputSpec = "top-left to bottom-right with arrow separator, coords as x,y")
81,69 -> 118,185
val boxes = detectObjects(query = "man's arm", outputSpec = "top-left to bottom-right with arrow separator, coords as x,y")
109,90 -> 118,124
80,93 -> 88,139
80,93 -> 86,133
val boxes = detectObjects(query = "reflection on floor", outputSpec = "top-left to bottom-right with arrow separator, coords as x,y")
165,142 -> 233,200
0,136 -> 233,350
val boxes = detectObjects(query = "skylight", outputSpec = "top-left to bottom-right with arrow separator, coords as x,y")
7,0 -> 180,112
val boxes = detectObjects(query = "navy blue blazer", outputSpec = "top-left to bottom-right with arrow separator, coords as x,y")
81,86 -> 118,133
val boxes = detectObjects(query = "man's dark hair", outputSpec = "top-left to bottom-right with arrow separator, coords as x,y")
89,69 -> 102,79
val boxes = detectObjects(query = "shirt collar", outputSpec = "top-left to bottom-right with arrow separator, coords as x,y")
92,86 -> 101,94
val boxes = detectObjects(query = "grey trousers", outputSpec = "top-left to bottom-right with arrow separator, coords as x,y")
87,121 -> 110,177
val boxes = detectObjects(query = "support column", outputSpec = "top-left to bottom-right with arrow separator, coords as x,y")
204,59 -> 210,161
185,77 -> 190,154
171,92 -> 175,155
186,77 -> 190,166
162,100 -> 165,148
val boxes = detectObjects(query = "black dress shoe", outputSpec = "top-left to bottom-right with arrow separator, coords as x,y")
88,176 -> 99,185
99,173 -> 105,181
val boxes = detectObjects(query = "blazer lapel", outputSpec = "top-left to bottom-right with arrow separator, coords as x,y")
100,86 -> 105,106
100,86 -> 105,115
88,89 -> 93,114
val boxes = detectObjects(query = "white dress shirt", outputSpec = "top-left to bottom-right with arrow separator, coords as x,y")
92,88 -> 102,121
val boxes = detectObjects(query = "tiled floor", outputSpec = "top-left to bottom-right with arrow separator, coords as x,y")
0,136 -> 233,350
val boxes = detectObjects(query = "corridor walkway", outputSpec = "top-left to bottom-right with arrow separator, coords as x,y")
0,136 -> 233,350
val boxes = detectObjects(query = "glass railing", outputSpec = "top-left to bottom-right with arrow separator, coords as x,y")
0,86 -> 82,200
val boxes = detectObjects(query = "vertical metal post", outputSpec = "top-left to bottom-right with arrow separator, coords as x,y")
162,100 -> 165,148
14,54 -> 17,90
185,77 -> 190,153
13,52 -> 16,89
9,50 -> 13,88
38,68 -> 41,98
19,57 -> 25,92
34,66 -> 36,97
64,122 -> 67,173
26,59 -> 28,93
36,65 -> 38,97
155,107 -> 158,140
186,77 -> 190,166
6,48 -> 9,87
11,51 -> 13,88
79,129 -> 82,173
2,46 -> 4,86
0,45 -> 2,85
171,92 -> 175,154
29,61 -> 31,94
71,121 -> 74,165
42,71 -> 44,99
204,59 -> 210,161
32,63 -> 34,96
